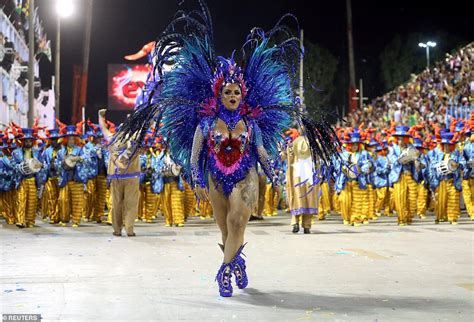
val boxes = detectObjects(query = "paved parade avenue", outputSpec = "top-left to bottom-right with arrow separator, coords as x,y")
1,214 -> 473,321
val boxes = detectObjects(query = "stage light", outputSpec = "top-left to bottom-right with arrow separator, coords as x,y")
56,0 -> 74,18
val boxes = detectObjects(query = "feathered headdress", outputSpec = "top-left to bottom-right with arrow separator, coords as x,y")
114,0 -> 340,183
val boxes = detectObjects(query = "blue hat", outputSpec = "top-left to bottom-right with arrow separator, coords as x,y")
392,126 -> 411,137
366,139 -> 378,147
47,128 -> 61,139
349,130 -> 362,144
413,137 -> 423,148
455,122 -> 465,133
0,138 -> 8,149
82,129 -> 95,139
21,128 -> 35,140
375,141 -> 388,152
61,125 -> 79,137
94,128 -> 104,138
440,132 -> 457,145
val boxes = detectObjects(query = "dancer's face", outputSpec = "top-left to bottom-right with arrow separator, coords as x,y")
23,139 -> 33,149
221,83 -> 242,111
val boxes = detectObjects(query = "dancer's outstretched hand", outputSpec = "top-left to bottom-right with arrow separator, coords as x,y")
195,186 -> 209,202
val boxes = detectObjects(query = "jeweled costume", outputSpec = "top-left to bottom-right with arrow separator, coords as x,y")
11,129 -> 44,228
115,3 -> 339,297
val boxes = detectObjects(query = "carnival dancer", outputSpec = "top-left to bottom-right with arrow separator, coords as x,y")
0,137 -> 15,224
284,132 -> 319,233
139,135 -> 163,223
56,125 -> 89,227
160,147 -> 185,227
335,129 -> 371,226
387,126 -> 419,226
11,128 -> 44,228
318,162 -> 334,220
429,132 -> 463,224
373,141 -> 391,216
462,125 -> 474,220
113,3 -> 339,297
413,135 -> 429,219
99,110 -> 140,237
364,136 -> 378,221
81,125 -> 98,222
40,128 -> 62,224
88,123 -> 108,223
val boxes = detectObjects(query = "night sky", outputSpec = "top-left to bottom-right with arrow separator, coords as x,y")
36,0 -> 472,124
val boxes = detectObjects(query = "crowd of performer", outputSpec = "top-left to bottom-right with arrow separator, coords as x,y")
1,114 -> 474,231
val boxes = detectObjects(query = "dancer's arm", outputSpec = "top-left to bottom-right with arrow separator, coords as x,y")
191,126 -> 208,201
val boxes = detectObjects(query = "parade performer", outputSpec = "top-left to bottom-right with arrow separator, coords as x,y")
387,126 -> 419,226
99,110 -> 140,237
56,125 -> 89,227
160,147 -> 185,227
284,133 -> 319,233
462,118 -> 474,220
318,163 -> 333,220
364,136 -> 378,221
429,132 -> 463,224
0,137 -> 15,225
88,123 -> 108,223
113,2 -> 339,297
82,125 -> 98,222
11,128 -> 44,228
413,136 -> 429,219
139,135 -> 163,223
373,141 -> 391,216
40,128 -> 62,224
335,129 -> 371,226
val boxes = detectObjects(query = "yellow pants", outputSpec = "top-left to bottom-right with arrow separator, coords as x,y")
1,190 -> 15,224
389,187 -> 395,215
15,178 -> 38,227
435,180 -> 460,222
82,179 -> 96,220
375,187 -> 390,215
263,183 -> 278,216
339,181 -> 365,224
137,185 -> 145,220
417,183 -> 428,217
319,181 -> 332,218
462,179 -> 474,218
198,199 -> 213,218
392,173 -> 417,224
41,177 -> 59,222
142,182 -> 159,221
366,184 -> 377,220
92,174 -> 107,222
332,189 -> 340,215
184,183 -> 197,217
58,181 -> 84,225
162,181 -> 185,226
